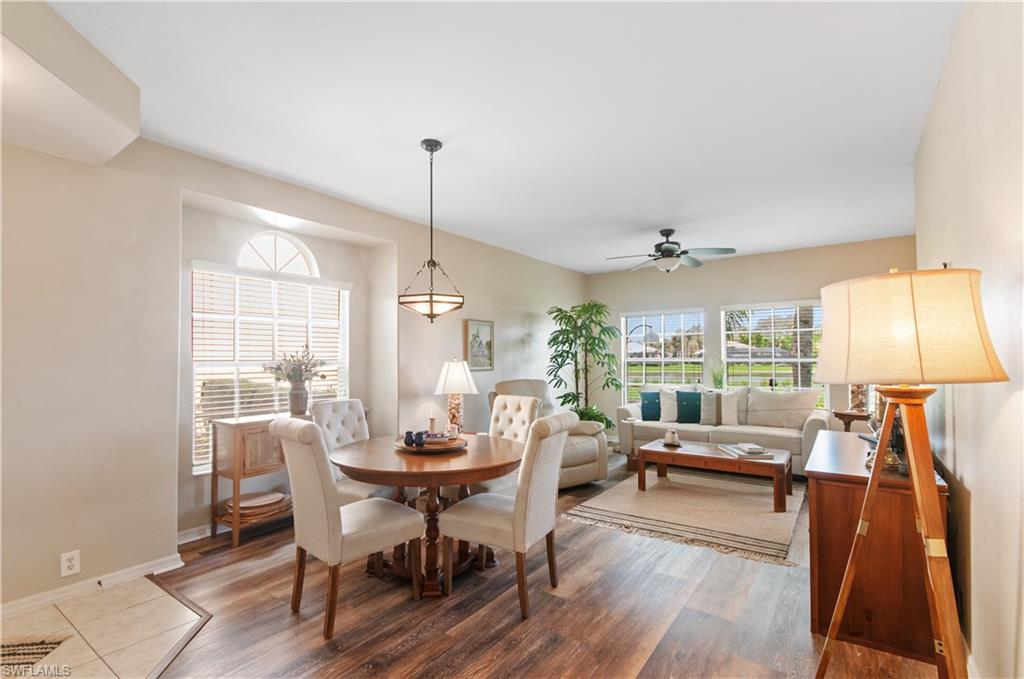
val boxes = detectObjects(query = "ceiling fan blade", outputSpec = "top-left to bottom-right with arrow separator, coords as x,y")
678,255 -> 703,268
685,247 -> 736,256
628,258 -> 656,272
606,254 -> 654,260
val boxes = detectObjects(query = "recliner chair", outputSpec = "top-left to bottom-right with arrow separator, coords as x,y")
489,379 -> 608,488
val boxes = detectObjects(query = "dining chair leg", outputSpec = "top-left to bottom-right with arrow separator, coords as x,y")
323,563 -> 341,639
545,530 -> 558,588
476,544 -> 487,572
291,546 -> 307,612
515,552 -> 529,620
443,536 -> 454,596
410,537 -> 422,600
373,551 -> 384,578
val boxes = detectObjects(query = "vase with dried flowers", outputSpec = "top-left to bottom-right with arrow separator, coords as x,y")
264,344 -> 326,416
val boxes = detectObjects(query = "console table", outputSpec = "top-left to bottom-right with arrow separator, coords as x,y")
807,431 -> 949,665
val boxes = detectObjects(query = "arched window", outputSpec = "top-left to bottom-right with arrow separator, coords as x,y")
238,231 -> 320,278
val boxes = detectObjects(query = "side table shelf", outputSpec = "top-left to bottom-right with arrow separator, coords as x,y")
211,413 -> 307,547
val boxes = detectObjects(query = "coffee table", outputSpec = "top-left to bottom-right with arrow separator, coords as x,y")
637,440 -> 793,512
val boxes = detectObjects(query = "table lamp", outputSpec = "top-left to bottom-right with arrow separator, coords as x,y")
814,268 -> 1007,679
434,359 -> 478,433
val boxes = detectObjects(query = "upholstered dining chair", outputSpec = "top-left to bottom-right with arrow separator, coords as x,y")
270,417 -> 425,639
438,411 -> 578,619
312,399 -> 399,505
441,395 -> 542,502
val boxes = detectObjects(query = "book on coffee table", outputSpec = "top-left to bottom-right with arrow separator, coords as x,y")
718,443 -> 773,460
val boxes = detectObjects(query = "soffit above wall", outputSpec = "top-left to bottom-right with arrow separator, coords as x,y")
2,3 -> 138,164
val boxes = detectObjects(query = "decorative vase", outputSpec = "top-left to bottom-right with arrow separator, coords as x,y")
288,381 -> 308,416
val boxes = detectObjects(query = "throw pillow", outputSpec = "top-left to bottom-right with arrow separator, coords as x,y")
746,387 -> 820,429
699,390 -> 740,426
658,384 -> 702,422
675,391 -> 702,424
640,391 -> 661,421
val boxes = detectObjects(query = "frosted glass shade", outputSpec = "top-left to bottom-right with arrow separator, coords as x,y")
817,268 -> 1008,385
434,359 -> 479,395
398,291 -> 464,320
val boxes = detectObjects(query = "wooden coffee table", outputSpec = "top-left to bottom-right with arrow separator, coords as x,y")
637,440 -> 793,512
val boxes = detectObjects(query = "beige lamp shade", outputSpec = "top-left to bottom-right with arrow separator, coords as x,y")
816,268 -> 1008,385
434,359 -> 479,395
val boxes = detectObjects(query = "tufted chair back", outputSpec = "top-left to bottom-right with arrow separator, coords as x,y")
489,395 -> 541,444
312,399 -> 370,450
512,411 -> 578,552
492,379 -> 558,417
269,417 -> 343,566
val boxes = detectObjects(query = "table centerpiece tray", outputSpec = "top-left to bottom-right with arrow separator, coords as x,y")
393,436 -> 469,454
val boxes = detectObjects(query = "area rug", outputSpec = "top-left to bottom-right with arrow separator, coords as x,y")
563,469 -> 805,564
1,638 -> 68,670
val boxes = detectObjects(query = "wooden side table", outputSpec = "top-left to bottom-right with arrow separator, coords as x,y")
806,431 -> 948,664
831,409 -> 870,432
211,413 -> 306,547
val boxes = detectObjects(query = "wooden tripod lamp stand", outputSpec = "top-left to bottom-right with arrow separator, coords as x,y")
814,268 -> 1008,679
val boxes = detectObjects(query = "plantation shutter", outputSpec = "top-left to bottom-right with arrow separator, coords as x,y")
190,270 -> 348,469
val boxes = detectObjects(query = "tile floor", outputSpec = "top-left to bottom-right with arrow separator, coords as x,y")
1,578 -> 200,678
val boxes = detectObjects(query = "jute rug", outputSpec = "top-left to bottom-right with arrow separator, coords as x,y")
563,469 -> 805,565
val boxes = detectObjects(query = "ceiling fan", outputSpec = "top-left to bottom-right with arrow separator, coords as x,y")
607,229 -> 737,273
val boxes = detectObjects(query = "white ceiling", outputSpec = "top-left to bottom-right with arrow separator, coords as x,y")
54,2 -> 960,273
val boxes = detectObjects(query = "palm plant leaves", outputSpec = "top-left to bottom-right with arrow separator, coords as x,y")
546,301 -> 622,427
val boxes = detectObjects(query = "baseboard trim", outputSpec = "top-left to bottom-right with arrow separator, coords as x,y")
0,554 -> 185,617
177,524 -> 230,545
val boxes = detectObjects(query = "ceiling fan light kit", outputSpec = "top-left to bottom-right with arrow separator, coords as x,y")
610,228 -> 736,273
398,138 -> 465,322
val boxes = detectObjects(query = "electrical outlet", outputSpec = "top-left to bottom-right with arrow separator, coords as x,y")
60,550 -> 80,577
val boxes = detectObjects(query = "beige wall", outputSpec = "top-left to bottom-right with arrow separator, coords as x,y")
586,236 -> 917,430
914,3 -> 1024,676
106,140 -> 587,439
1,145 -> 180,601
2,137 -> 586,577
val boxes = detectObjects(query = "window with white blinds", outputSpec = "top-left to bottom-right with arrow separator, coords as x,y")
190,269 -> 349,468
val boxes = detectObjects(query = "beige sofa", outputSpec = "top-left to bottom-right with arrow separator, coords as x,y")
616,384 -> 829,475
489,379 -> 609,488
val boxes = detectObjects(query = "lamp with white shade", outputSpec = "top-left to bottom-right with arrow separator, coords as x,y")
813,267 -> 1007,679
435,359 -> 478,433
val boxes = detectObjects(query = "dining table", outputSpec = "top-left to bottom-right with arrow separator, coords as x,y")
329,433 -> 525,597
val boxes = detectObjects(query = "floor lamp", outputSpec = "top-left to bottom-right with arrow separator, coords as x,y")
814,268 -> 1007,679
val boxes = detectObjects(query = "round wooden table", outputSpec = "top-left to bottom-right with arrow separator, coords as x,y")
329,434 -> 525,597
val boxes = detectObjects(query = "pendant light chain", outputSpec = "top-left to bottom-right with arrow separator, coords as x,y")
397,137 -> 465,321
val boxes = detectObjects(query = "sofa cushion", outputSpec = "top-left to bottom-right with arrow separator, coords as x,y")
657,384 -> 702,422
562,434 -> 600,467
633,421 -> 714,443
747,387 -> 820,429
640,391 -> 661,421
708,425 -> 802,454
700,390 -> 740,426
676,391 -> 702,423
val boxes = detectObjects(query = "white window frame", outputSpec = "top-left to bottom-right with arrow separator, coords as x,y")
189,260 -> 350,474
620,307 -> 705,404
720,298 -> 826,406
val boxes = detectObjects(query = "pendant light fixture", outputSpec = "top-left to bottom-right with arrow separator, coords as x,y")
398,138 -> 464,323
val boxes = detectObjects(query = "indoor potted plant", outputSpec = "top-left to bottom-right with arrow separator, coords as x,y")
545,301 -> 622,429
264,344 -> 326,416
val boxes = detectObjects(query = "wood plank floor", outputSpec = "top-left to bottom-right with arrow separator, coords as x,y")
159,456 -> 936,678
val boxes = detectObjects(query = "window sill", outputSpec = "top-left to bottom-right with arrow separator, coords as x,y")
192,463 -> 213,477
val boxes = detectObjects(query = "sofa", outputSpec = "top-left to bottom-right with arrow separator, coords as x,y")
616,384 -> 829,475
488,379 -> 609,488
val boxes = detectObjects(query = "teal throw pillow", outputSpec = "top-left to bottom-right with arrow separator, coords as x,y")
640,392 -> 661,421
676,391 -> 702,424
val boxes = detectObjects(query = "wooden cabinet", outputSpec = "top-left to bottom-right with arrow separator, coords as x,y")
807,431 -> 949,665
211,413 -> 304,547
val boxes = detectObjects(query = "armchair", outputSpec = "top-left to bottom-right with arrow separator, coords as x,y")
490,379 -> 608,488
